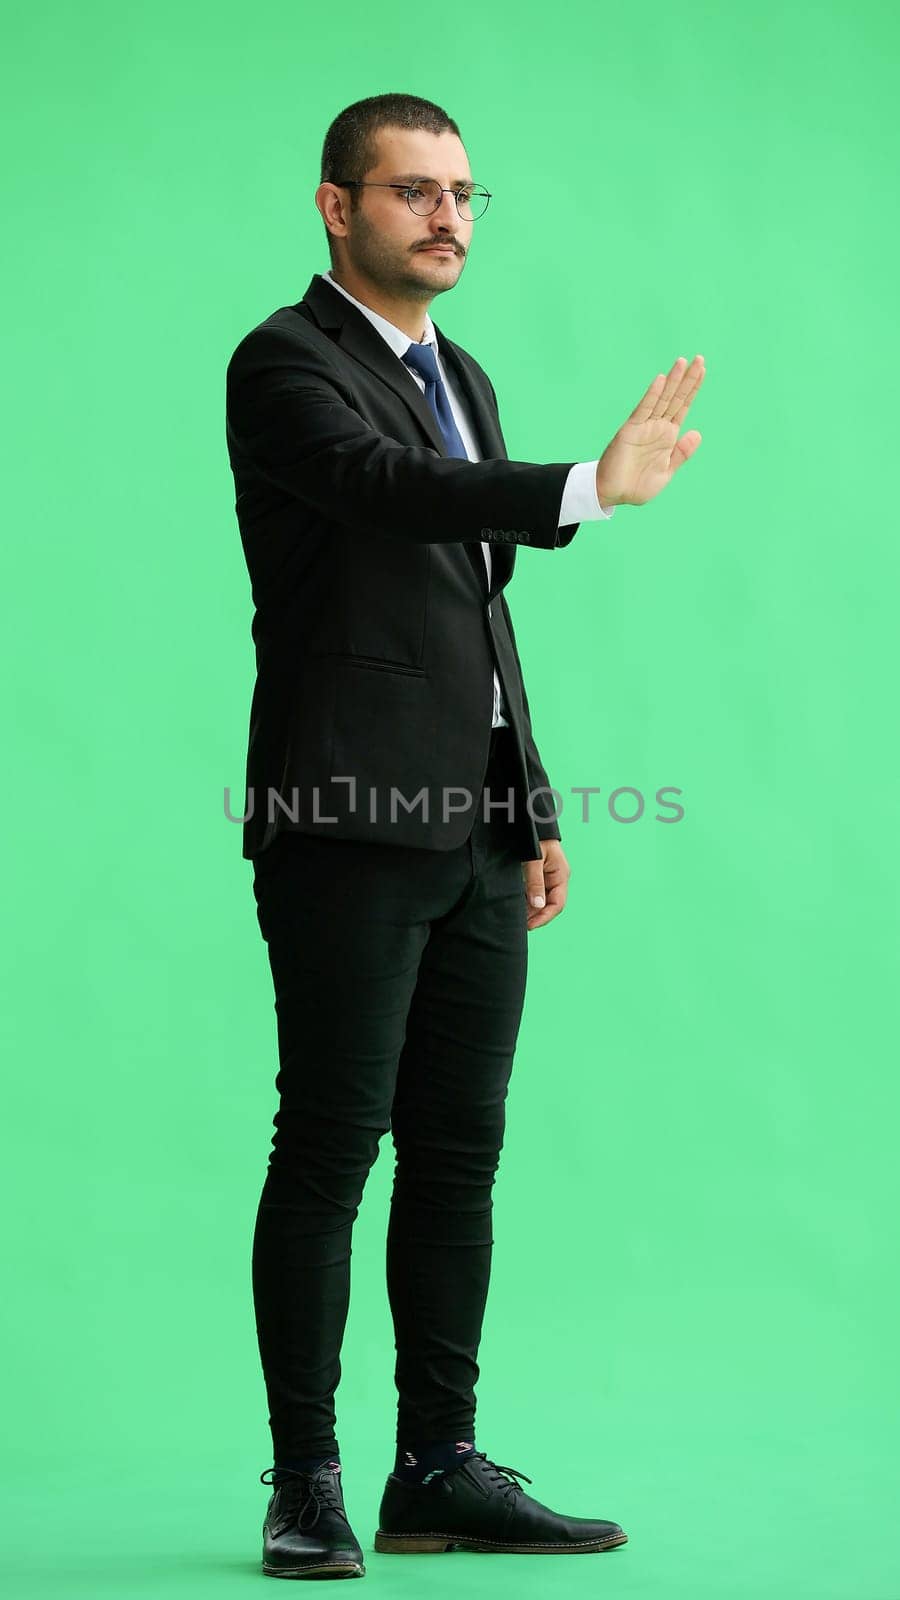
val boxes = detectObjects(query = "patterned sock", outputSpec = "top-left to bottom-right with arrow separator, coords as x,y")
393,1438 -> 476,1484
272,1453 -> 341,1486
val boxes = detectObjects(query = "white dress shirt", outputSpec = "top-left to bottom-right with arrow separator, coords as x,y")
320,269 -> 614,726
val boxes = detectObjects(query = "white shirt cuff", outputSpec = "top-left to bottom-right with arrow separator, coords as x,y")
558,459 -> 615,526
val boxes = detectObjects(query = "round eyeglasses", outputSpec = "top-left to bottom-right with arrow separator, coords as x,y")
332,179 -> 492,221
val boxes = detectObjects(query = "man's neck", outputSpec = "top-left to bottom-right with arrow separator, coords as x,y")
328,266 -> 430,343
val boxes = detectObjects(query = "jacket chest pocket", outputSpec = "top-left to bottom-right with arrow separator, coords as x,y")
344,655 -> 425,677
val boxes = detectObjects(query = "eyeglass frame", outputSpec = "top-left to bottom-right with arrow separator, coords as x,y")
329,179 -> 492,219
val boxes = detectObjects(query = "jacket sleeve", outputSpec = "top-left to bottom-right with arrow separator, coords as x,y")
499,592 -> 563,849
226,323 -> 581,551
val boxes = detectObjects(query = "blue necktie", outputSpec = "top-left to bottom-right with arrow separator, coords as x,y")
401,340 -> 469,459
402,337 -> 492,607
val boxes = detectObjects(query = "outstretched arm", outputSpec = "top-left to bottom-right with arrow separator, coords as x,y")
227,325 -> 579,550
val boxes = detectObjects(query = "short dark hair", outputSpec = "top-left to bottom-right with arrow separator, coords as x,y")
319,93 -> 463,263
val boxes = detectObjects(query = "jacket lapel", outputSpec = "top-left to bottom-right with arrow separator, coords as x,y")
299,273 -> 446,455
298,275 -> 515,599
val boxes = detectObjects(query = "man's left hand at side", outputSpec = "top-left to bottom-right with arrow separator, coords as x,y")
522,840 -> 570,931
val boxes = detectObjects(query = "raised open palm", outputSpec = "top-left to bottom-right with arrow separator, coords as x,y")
596,354 -> 706,507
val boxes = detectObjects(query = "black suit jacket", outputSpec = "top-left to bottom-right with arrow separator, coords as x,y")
225,272 -> 583,861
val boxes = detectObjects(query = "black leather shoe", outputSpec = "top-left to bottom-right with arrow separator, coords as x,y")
374,1451 -> 627,1555
260,1461 -> 365,1578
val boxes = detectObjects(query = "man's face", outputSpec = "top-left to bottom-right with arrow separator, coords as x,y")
324,126 -> 476,300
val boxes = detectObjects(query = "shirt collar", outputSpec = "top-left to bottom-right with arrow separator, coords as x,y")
320,269 -> 437,357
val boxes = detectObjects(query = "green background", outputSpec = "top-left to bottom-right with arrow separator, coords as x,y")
2,1 -> 898,1595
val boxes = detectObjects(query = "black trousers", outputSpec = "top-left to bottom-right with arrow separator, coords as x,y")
250,726 -> 531,1461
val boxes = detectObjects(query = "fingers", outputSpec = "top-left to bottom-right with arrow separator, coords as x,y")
649,354 -> 705,422
670,429 -> 702,470
668,357 -> 706,426
521,861 -> 545,910
630,355 -> 705,424
525,880 -> 567,930
629,373 -> 667,424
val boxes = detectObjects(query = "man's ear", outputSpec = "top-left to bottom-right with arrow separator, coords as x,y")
315,183 -> 349,245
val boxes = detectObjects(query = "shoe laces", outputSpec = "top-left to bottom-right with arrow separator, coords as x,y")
469,1451 -> 533,1499
259,1464 -> 347,1532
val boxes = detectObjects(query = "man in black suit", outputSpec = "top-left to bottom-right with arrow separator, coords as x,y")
226,92 -> 704,1579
